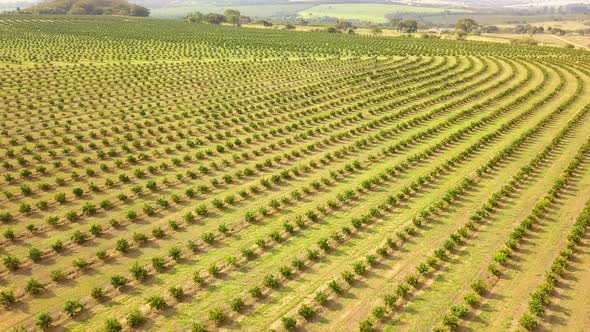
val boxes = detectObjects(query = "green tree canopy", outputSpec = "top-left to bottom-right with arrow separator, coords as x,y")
455,18 -> 478,34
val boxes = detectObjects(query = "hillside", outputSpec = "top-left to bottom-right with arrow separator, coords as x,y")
24,0 -> 150,16
0,15 -> 589,332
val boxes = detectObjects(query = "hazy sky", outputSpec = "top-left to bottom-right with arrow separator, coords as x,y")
0,0 -> 37,3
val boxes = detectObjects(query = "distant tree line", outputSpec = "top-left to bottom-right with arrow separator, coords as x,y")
186,9 -> 251,26
389,18 -> 419,33
325,20 -> 356,34
512,24 -> 569,35
257,20 -> 273,27
23,0 -> 149,16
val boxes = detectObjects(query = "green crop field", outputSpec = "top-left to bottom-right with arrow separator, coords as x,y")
298,4 -> 471,23
0,15 -> 590,332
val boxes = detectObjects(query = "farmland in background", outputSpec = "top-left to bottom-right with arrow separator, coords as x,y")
297,4 -> 471,23
150,3 -> 312,19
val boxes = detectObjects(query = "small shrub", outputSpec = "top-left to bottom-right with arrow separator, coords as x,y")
359,319 -> 374,332
115,239 -> 129,253
281,316 -> 297,330
146,296 -> 166,310
169,286 -> 184,299
25,278 -> 44,295
111,275 -> 128,289
63,299 -> 84,317
36,312 -> 53,330
373,305 -> 386,320
0,290 -> 16,307
208,308 -> 227,325
230,297 -> 244,312
91,287 -> 104,300
464,293 -> 479,307
263,274 -> 280,289
104,318 -> 122,332
315,291 -> 328,305
471,279 -> 487,295
520,312 -> 538,331
249,286 -> 263,299
130,262 -> 149,281
126,309 -> 145,328
50,270 -> 66,282
298,304 -> 315,320
451,305 -> 468,318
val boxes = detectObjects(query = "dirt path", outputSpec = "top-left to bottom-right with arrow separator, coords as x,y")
552,35 -> 589,49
